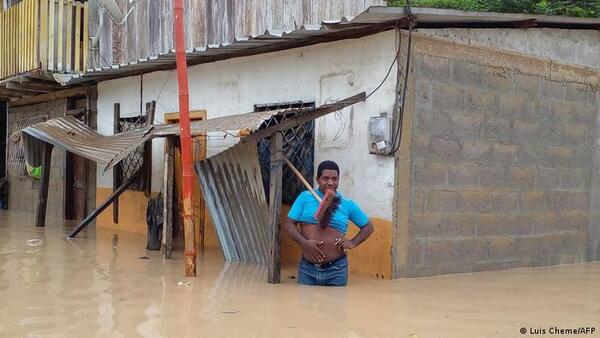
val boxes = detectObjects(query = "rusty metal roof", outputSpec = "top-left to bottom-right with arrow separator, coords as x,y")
65,6 -> 600,86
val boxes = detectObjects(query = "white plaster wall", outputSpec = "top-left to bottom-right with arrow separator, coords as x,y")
421,28 -> 600,69
96,30 -> 398,220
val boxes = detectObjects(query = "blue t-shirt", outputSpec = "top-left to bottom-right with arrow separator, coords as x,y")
287,190 -> 369,235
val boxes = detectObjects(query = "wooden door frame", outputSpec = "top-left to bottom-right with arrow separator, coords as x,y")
165,110 -> 207,252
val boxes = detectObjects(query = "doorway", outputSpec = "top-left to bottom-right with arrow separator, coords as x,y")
165,111 -> 207,252
64,97 -> 90,221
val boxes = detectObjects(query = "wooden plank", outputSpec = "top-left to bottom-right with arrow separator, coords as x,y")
35,142 -> 54,227
68,170 -> 141,238
161,136 -> 174,259
10,86 -> 89,107
33,0 -> 39,68
48,0 -> 55,70
143,101 -> 155,196
112,102 -> 120,223
268,131 -> 283,284
6,81 -> 54,93
39,0 -> 48,70
74,4 -> 81,71
1,11 -> 4,78
65,0 -> 72,72
83,1 -> 88,70
57,0 -> 64,71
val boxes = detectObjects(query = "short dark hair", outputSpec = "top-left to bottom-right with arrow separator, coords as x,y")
317,160 -> 339,178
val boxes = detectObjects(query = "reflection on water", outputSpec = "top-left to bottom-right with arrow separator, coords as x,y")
1,210 -> 600,338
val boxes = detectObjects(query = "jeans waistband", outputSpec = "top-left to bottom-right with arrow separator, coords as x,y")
302,254 -> 346,269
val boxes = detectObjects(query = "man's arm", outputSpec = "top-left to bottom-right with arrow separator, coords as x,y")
284,217 -> 326,262
340,221 -> 374,250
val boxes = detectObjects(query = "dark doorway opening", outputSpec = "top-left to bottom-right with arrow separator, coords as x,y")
64,97 -> 89,221
0,101 -> 6,179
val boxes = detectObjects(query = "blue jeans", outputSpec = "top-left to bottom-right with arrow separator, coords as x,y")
298,256 -> 348,286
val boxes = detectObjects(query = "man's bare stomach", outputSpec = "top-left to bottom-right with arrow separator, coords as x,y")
300,223 -> 345,264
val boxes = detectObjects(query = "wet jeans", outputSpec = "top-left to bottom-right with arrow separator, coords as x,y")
297,256 -> 348,286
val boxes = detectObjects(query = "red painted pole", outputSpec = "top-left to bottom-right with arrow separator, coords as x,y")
173,0 -> 196,276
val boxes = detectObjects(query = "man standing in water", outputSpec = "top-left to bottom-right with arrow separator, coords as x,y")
284,160 -> 374,286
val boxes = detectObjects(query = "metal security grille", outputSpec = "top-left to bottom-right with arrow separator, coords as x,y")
118,115 -> 148,191
255,101 -> 315,205
7,115 -> 49,177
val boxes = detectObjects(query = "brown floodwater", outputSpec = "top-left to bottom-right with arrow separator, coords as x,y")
1,210 -> 599,338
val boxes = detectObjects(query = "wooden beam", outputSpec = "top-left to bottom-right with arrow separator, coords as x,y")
0,88 -> 25,98
243,92 -> 366,142
161,136 -> 175,259
35,142 -> 54,227
112,102 -> 120,224
268,132 -> 283,284
9,86 -> 89,107
68,170 -> 141,238
514,19 -> 537,28
6,81 -> 55,93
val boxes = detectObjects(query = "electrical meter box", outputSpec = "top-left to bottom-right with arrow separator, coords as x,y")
368,112 -> 392,155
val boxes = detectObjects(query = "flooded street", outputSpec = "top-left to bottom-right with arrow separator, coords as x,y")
1,210 -> 599,338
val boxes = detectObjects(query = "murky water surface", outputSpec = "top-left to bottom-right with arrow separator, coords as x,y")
1,211 -> 599,338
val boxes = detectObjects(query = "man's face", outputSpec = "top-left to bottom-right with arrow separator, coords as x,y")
316,169 -> 339,193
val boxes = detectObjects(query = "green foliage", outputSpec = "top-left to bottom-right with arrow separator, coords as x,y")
388,0 -> 600,17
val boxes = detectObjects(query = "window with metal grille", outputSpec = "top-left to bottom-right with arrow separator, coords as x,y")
7,115 -> 49,177
255,101 -> 315,205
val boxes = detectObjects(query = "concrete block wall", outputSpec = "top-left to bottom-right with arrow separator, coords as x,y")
406,54 -> 598,277
7,100 -> 66,218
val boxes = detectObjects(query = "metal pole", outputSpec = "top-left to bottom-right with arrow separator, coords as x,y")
173,0 -> 196,276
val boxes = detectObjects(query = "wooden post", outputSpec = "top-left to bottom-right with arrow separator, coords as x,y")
143,101 -> 155,196
35,142 -> 53,227
162,136 -> 175,259
268,132 -> 283,284
112,103 -> 120,224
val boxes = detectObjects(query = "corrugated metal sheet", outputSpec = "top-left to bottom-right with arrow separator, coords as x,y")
68,6 -> 600,85
195,141 -> 269,264
20,93 -> 365,171
20,109 -> 281,170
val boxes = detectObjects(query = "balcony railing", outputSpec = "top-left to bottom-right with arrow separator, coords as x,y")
0,0 -> 88,80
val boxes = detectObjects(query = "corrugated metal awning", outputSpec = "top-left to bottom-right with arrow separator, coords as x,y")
65,6 -> 600,86
20,93 -> 366,171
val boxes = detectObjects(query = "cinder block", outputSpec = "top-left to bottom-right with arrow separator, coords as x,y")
490,191 -> 517,212
512,120 -> 539,144
560,168 -> 586,190
450,114 -> 482,140
427,190 -> 458,212
483,117 -> 512,142
564,124 -> 588,147
412,189 -> 426,213
491,143 -> 518,164
459,190 -> 490,212
461,140 -> 491,164
448,165 -> 479,187
445,214 -> 476,237
510,167 -> 535,190
432,82 -> 465,112
464,88 -> 497,115
416,109 -> 452,137
413,160 -> 447,186
534,121 -> 563,146
428,137 -> 461,162
558,211 -> 586,232
535,167 -> 560,190
546,146 -> 573,168
532,212 -> 560,234
413,212 -> 444,238
570,148 -> 593,170
416,56 -> 451,81
487,237 -> 517,261
498,95 -> 527,118
519,191 -> 547,211
478,166 -> 509,188
412,134 -> 429,156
